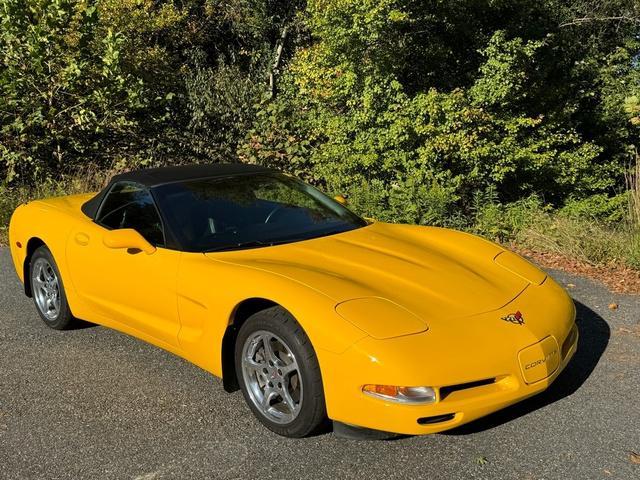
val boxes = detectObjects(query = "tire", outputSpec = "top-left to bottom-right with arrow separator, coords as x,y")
29,245 -> 75,330
235,306 -> 326,437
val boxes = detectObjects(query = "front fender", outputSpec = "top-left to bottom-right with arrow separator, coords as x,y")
175,253 -> 369,377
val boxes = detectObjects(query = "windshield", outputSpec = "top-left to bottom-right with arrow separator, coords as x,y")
152,173 -> 367,252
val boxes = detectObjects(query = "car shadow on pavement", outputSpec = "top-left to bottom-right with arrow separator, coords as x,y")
68,319 -> 96,329
444,300 -> 609,435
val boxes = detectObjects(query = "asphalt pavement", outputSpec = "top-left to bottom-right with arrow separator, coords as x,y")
0,247 -> 638,480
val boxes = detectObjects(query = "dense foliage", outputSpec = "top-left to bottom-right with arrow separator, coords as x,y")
241,0 -> 640,225
1,0 -> 640,245
0,0 -> 301,182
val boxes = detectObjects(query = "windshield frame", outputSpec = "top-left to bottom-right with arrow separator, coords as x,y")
151,172 -> 369,253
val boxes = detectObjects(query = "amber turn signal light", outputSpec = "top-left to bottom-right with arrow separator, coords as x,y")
362,385 -> 436,404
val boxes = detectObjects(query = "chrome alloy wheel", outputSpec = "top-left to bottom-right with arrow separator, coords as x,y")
31,257 -> 61,321
241,330 -> 303,424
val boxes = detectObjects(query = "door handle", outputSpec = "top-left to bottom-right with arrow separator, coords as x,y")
74,232 -> 90,246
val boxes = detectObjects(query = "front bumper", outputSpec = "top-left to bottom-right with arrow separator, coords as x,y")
318,277 -> 578,435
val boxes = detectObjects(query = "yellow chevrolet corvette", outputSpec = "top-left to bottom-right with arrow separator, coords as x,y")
9,164 -> 577,438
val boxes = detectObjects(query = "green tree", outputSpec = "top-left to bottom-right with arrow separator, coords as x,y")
242,1 -> 617,224
0,0 -> 147,183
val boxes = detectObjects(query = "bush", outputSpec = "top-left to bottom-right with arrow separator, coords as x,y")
471,194 -> 548,242
243,28 -> 606,220
560,194 -> 630,225
0,0 -> 148,184
336,175 -> 461,227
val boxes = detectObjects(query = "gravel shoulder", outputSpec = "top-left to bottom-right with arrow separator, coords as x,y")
0,248 -> 638,480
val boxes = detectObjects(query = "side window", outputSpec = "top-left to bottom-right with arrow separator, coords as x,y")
96,182 -> 165,246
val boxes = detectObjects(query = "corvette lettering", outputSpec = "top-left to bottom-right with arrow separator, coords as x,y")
525,350 -> 558,370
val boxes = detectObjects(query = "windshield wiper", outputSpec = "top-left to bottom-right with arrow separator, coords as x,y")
204,237 -> 307,252
203,240 -> 270,253
203,227 -> 355,253
312,227 -> 350,238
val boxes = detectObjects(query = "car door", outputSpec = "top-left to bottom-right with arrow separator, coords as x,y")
66,181 -> 181,347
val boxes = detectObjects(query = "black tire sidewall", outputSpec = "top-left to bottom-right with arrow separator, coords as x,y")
30,246 -> 73,330
234,307 -> 326,437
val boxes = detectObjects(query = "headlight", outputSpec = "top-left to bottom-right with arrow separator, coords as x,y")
362,385 -> 436,404
335,297 -> 427,339
494,251 -> 546,285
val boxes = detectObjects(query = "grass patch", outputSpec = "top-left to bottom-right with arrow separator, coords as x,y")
472,195 -> 640,270
515,215 -> 640,269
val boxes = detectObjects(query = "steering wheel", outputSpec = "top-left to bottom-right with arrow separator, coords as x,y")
264,205 -> 286,224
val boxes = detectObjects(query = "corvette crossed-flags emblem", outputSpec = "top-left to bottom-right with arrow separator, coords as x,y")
501,310 -> 525,325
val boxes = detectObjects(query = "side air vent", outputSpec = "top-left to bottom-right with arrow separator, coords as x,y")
417,413 -> 455,425
439,378 -> 496,400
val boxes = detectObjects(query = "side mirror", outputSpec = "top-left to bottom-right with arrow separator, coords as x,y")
334,194 -> 348,206
103,228 -> 156,255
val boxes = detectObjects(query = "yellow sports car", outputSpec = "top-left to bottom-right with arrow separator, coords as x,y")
9,164 -> 577,438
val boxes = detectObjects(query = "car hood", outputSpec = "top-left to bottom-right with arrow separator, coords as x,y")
205,222 -> 536,322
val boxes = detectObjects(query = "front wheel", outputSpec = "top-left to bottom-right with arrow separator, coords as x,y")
235,306 -> 326,437
30,245 -> 75,330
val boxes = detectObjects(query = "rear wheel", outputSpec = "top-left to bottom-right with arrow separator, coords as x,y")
235,306 -> 326,437
30,246 -> 75,330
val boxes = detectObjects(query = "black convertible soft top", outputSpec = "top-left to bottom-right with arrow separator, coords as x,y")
81,163 -> 274,219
